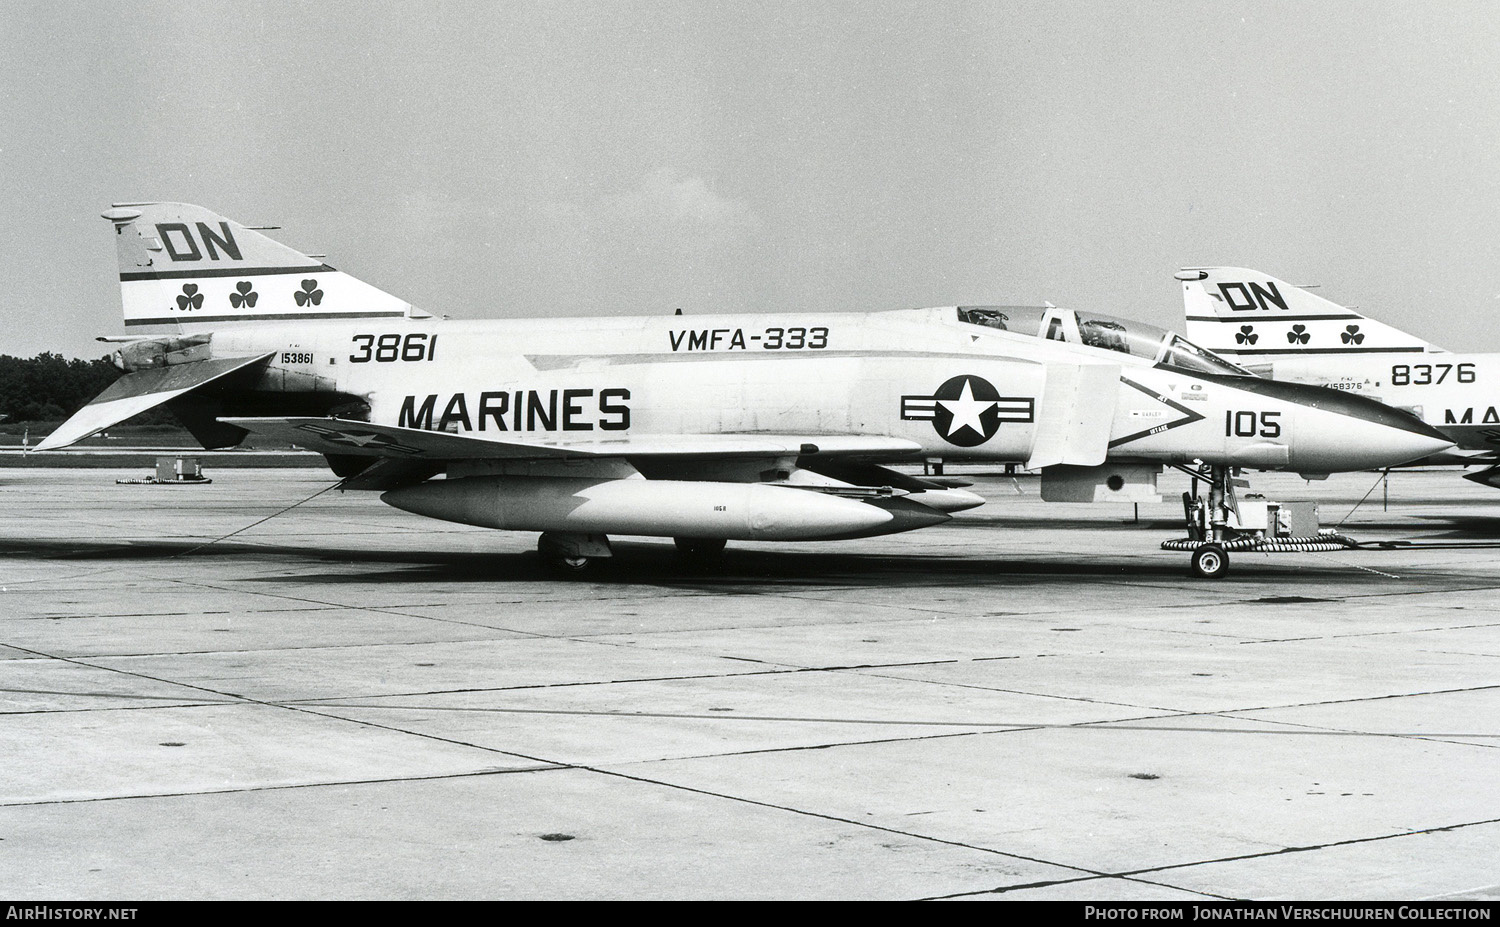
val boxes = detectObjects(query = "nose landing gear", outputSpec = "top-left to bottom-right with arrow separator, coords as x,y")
1177,463 -> 1239,578
1163,463 -> 1358,578
1190,543 -> 1229,579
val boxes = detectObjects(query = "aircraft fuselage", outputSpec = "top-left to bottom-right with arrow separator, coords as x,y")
182,306 -> 1447,474
1255,353 -> 1500,452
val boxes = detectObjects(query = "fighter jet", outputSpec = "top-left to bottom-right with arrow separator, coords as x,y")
1179,266 -> 1500,486
39,204 -> 1452,576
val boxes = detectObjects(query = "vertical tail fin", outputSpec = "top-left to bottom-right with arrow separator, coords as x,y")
104,202 -> 431,329
1178,267 -> 1439,360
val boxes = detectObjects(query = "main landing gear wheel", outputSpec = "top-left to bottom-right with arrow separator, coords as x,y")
543,554 -> 593,573
1190,543 -> 1228,579
536,531 -> 612,574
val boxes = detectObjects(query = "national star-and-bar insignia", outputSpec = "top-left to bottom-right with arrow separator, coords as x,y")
901,374 -> 1034,447
296,423 -> 425,456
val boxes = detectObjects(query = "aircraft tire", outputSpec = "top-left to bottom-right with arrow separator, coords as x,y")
1190,544 -> 1228,579
540,553 -> 593,573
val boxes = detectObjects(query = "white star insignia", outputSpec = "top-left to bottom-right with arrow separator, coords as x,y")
332,432 -> 383,447
938,378 -> 995,439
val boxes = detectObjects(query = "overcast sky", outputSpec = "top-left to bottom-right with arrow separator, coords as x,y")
3,0 -> 1498,359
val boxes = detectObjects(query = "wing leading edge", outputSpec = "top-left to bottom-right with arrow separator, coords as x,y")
220,416 -> 923,461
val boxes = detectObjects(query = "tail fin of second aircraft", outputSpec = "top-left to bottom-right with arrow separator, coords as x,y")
104,202 -> 432,329
1178,267 -> 1440,361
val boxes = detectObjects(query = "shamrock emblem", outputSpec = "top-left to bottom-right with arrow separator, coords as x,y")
1287,324 -> 1310,345
1341,324 -> 1364,345
294,279 -> 324,307
175,283 -> 203,311
229,281 -> 258,309
1235,325 -> 1258,345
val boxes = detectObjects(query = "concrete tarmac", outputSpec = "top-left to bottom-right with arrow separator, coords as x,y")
2,466 -> 1499,900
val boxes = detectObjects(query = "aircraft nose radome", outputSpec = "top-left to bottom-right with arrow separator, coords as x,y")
1384,413 -> 1455,456
1203,374 -> 1454,471
1363,425 -> 1452,467
1293,409 -> 1454,473
1367,427 -> 1453,470
1301,390 -> 1453,469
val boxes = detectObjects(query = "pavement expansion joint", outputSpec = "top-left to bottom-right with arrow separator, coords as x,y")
578,761 -> 1109,879
0,766 -> 565,810
7,468 -> 1500,897
1109,814 -> 1500,881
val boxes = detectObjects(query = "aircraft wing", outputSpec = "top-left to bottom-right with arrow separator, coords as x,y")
36,353 -> 276,451
221,416 -> 923,461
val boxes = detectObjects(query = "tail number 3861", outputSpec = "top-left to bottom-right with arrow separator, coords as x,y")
1225,410 -> 1281,438
350,333 -> 438,363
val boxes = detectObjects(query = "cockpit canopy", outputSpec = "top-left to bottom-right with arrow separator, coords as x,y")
955,305 -> 1251,377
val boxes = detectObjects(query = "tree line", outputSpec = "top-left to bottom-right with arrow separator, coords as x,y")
0,352 -> 171,426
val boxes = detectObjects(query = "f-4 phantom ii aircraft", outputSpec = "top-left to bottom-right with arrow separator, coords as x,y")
1180,266 -> 1500,488
39,204 -> 1453,577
